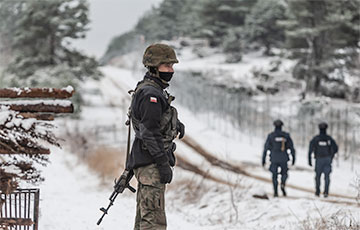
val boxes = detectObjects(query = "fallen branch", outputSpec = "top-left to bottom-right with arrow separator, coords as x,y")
0,146 -> 50,155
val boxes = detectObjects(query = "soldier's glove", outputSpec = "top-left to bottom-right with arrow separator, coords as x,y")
262,160 -> 265,167
155,155 -> 173,184
167,142 -> 176,167
292,157 -> 296,166
177,121 -> 185,139
308,160 -> 312,167
157,163 -> 173,184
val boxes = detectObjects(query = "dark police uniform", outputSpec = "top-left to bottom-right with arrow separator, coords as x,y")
308,128 -> 338,197
262,125 -> 295,196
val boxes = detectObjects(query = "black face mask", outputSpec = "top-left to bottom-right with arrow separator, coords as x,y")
159,71 -> 174,82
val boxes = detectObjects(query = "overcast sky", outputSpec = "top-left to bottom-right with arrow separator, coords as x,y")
72,0 -> 163,59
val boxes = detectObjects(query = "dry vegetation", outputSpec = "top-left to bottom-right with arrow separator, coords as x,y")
85,146 -> 125,181
299,209 -> 360,230
61,125 -> 126,184
351,174 -> 360,205
168,175 -> 212,205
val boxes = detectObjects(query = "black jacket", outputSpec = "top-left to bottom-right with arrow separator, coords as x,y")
262,128 -> 296,164
126,73 -> 171,170
308,132 -> 338,161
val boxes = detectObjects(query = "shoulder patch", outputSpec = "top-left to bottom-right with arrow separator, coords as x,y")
150,96 -> 158,103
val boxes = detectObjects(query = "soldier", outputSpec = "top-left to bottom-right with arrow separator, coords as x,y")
308,122 -> 338,198
262,120 -> 296,197
126,44 -> 185,230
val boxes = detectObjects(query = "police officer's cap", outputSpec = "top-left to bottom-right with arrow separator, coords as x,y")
273,119 -> 284,127
318,122 -> 328,129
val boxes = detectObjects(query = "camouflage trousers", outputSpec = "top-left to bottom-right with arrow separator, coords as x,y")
133,164 -> 167,230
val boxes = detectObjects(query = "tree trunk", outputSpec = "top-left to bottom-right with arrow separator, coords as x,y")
305,0 -> 329,93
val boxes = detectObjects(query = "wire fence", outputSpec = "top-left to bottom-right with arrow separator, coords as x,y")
171,71 -> 360,163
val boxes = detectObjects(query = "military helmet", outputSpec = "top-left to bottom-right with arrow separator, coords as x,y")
318,122 -> 328,130
143,43 -> 179,67
273,119 -> 284,127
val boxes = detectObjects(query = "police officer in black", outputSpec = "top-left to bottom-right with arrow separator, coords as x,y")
126,44 -> 185,229
308,122 -> 338,198
262,120 -> 296,197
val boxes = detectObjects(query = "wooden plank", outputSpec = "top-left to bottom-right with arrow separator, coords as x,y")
0,87 -> 74,99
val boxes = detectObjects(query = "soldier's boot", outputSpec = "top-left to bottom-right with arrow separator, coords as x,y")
280,183 -> 287,197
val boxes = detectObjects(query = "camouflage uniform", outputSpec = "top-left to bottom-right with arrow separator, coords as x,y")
134,164 -> 166,230
127,44 -> 184,230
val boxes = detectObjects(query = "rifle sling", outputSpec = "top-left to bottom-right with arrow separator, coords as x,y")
125,117 -> 132,169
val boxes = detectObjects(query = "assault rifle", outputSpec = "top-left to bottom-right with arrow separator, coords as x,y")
97,96 -> 136,225
97,169 -> 136,225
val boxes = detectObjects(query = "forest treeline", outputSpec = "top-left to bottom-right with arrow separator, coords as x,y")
0,0 -> 102,111
104,0 -> 360,100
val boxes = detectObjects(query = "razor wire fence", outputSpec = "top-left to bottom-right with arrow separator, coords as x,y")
171,71 -> 360,165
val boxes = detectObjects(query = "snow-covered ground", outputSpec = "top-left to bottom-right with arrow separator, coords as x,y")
30,65 -> 360,230
36,147 -> 208,230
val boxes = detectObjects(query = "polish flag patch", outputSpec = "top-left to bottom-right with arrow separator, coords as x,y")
150,97 -> 158,103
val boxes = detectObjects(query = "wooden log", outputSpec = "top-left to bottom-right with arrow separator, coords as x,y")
0,147 -> 50,155
0,218 -> 34,226
0,101 -> 74,113
0,87 -> 74,99
17,113 -> 54,121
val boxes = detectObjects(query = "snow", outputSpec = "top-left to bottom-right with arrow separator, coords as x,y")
0,106 -> 37,131
0,99 -> 72,107
63,85 -> 74,94
95,66 -> 360,229
0,106 -> 12,124
4,165 -> 22,175
19,65 -> 359,229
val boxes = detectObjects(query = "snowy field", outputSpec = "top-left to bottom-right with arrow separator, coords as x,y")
30,66 -> 360,230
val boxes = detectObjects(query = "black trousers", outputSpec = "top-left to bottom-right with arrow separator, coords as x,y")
269,162 -> 288,193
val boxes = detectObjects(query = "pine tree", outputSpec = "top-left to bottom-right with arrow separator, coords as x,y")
281,0 -> 360,93
245,0 -> 287,55
1,0 -> 101,87
135,0 -> 200,42
198,0 -> 257,47
0,1 -> 22,66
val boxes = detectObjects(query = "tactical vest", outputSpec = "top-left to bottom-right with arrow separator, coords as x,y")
128,79 -> 178,151
315,136 -> 332,157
